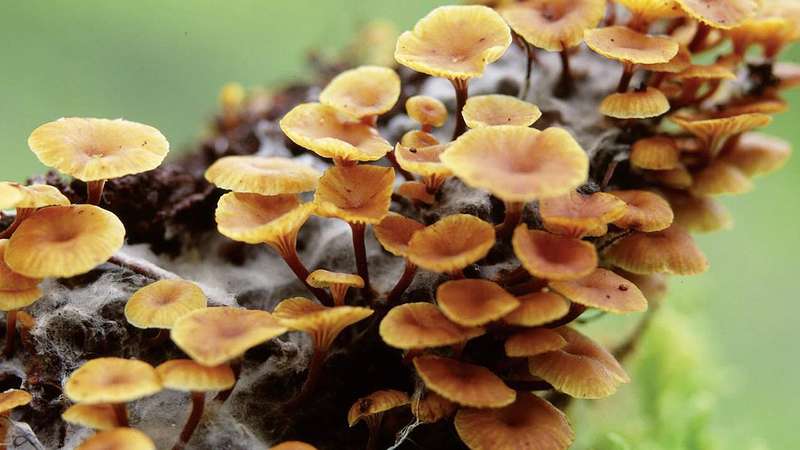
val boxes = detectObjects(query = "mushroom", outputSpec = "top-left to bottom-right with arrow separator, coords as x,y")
671,112 -> 772,158
156,359 -> 236,450
690,160 -> 753,196
667,191 -> 733,233
0,389 -> 32,444
396,181 -> 436,206
436,279 -> 520,327
411,389 -> 457,424
205,156 -> 321,196
395,5 -> 512,138
617,0 -> 685,31
273,297 -> 373,405
461,95 -> 542,128
441,126 -> 589,238
124,279 -> 207,341
394,142 -> 452,196
538,191 -> 628,238
75,428 -> 156,450
512,226 -> 598,281
313,165 -> 395,296
406,214 -> 496,278
503,291 -> 571,326
4,205 -> 125,278
62,404 -> 118,431
630,136 -> 681,170
0,182 -> 70,238
599,86 -> 671,119
548,268 -> 648,313
413,355 -> 516,408
604,225 -> 709,275
271,442 -> 318,450
676,0 -> 758,52
454,392 -> 574,450
720,132 -> 792,177
27,118 -> 169,205
0,239 -> 42,357
379,302 -> 485,350
405,95 -> 448,132
642,46 -> 692,89
347,389 -> 410,450
672,63 -> 736,106
319,65 -> 401,125
64,357 -> 162,427
373,213 -> 425,304
528,326 -> 629,398
610,190 -> 675,232
505,327 -> 568,358
306,270 -> 364,306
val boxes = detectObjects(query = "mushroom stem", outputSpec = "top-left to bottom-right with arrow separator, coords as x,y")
386,261 -> 418,306
173,391 -> 205,450
555,48 -> 574,98
0,412 -> 9,445
521,41 -> 536,100
688,23 -> 711,53
0,208 -> 34,239
601,159 -> 620,189
273,234 -> 334,306
449,268 -> 465,280
3,310 -> 17,358
286,347 -> 326,408
350,223 -> 373,299
545,303 -> 587,328
648,71 -> 666,89
330,285 -> 349,307
215,359 -> 242,402
496,201 -> 524,240
111,403 -> 129,427
86,180 -> 106,205
617,63 -> 635,93
451,78 -> 469,140
364,414 -> 384,450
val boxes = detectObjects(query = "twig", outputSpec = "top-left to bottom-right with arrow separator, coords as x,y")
108,251 -> 180,280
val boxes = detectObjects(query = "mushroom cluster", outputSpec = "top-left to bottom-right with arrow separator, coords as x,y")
0,1 -> 796,449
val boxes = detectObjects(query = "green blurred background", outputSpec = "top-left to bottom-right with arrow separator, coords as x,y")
1,1 -> 797,448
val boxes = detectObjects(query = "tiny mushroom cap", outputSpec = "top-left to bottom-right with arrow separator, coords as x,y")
539,191 -> 628,238
347,389 -> 410,427
400,130 -> 439,148
155,359 -> 236,392
668,191 -> 733,233
273,297 -> 373,351
690,161 -> 753,196
0,389 -> 32,413
721,132 -> 792,177
670,113 -> 772,155
640,45 -> 692,73
64,358 -> 161,404
675,0 -> 758,29
280,103 -> 392,163
630,136 -> 681,170
394,143 -> 452,180
412,390 -> 458,424
0,240 -> 42,310
271,442 -> 318,450
171,307 -> 288,366
505,327 -> 568,358
528,326 -> 630,399
396,181 -> 436,205
28,118 -> 169,182
455,393 -> 575,450
306,270 -> 364,291
512,226 -> 598,281
394,5 -> 512,80
313,165 -> 395,224
124,279 -> 207,330
610,190 -> 675,232
651,164 -> 694,189
380,302 -> 485,349
76,428 -> 156,450
441,126 -> 589,203
406,214 -> 496,274
62,404 -> 117,430
0,183 -> 70,209
676,63 -> 736,81
461,95 -> 542,128
500,0 -> 607,51
617,0 -> 685,23
584,26 -> 679,65
549,268 -> 648,313
406,95 -> 448,128
204,156 -> 321,195
436,279 -> 520,326
215,193 -> 313,246
5,205 -> 125,278
604,225 -> 709,275
503,291 -> 571,326
319,66 -> 401,119
413,355 -> 516,408
600,88 -> 671,119
373,212 -> 425,257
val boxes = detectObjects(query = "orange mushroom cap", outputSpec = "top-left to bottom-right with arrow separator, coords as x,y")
676,63 -> 736,81
270,442 -> 318,450
721,132 -> 792,177
62,404 -> 118,431
406,214 -> 496,274
0,183 -> 70,210
671,113 -> 772,155
610,190 -> 674,232
539,191 -> 628,238
306,270 -> 364,290
600,88 -> 671,119
604,225 -> 709,275
273,297 -> 373,351
500,0 -> 607,51
347,389 -> 410,427
394,142 -> 452,179
76,428 -> 156,450
512,226 -> 598,281
400,130 -> 440,148
650,164 -> 694,189
413,355 -> 516,408
64,357 -> 162,404
584,26 -> 679,64
0,240 -> 41,310
461,95 -> 542,128
396,181 -> 436,205
503,291 -> 570,326
630,136 -> 681,170
406,95 -> 448,128
155,359 -> 236,392
124,279 -> 207,330
373,212 -> 425,258
668,191 -> 733,233
412,390 -> 458,424
549,268 -> 648,313
617,0 -> 685,23
436,279 -> 520,326
313,165 -> 395,225
215,192 -> 313,246
640,45 -> 692,73
205,156 -> 321,195
690,160 -> 753,196
379,302 -> 485,349
0,389 -> 32,413
319,66 -> 401,119
505,327 -> 568,357
675,0 -> 758,29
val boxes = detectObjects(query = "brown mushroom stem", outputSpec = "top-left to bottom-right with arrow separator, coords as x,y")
86,180 -> 106,205
601,159 -> 620,190
272,235 -> 334,306
330,285 -> 350,307
3,310 -> 17,358
555,48 -> 574,98
648,72 -> 666,89
545,303 -> 587,328
286,347 -> 326,408
520,41 -> 536,99
387,150 -> 415,181
451,78 -> 469,139
111,403 -> 129,427
449,269 -> 465,279
0,411 -> 10,445
363,414 -> 384,450
421,124 -> 433,133
360,115 -> 378,127
496,201 -> 524,240
350,223 -> 374,299
0,208 -> 34,239
496,265 -> 532,286
424,174 -> 448,194
605,2 -> 617,26
173,391 -> 205,450
617,63 -> 635,93
386,261 -> 418,306
688,23 -> 711,53
215,359 -> 242,402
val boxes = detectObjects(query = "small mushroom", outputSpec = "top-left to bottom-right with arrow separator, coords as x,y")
436,279 -> 520,327
205,156 -> 321,196
62,404 -> 118,431
0,239 -> 42,357
461,95 -> 541,128
347,389 -> 410,450
0,182 -> 70,238
720,132 -> 792,177
512,226 -> 598,281
617,0 -> 684,31
379,302 -> 484,350
599,86 -> 671,119
394,141 -> 452,196
413,355 -> 516,408
690,160 -> 753,196
604,225 -> 709,275
124,279 -> 207,341
411,389 -> 457,424
505,327 -> 568,358
667,191 -> 733,233
671,112 -> 772,158
0,389 -> 32,444
503,291 -> 571,327
405,95 -> 448,132
271,442 -> 318,450
677,0 -> 758,52
319,66 -> 401,124
373,213 -> 425,304
549,268 -> 648,313
609,190 -> 675,232
630,136 -> 681,170
306,270 -> 364,306
539,191 -> 628,238
406,214 -> 496,278
75,427 -> 156,450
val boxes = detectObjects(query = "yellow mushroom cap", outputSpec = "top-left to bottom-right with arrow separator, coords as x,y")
347,389 -> 410,427
412,390 -> 458,424
0,183 -> 70,210
413,355 -> 516,408
407,214 -> 496,274
215,192 -> 313,246
617,0 -> 684,22
0,240 -> 41,309
584,26 -> 679,64
28,118 -> 169,182
406,95 -> 448,128
610,190 -> 674,232
62,404 -> 118,430
396,181 -> 436,205
722,132 -> 792,177
461,95 -> 542,128
500,0 -> 607,51
319,66 -> 401,119
503,291 -> 570,326
171,307 -> 288,366
600,88 -> 671,119
539,191 -> 628,238
441,126 -> 589,203
204,156 -> 321,195
604,225 -> 709,275
668,191 -> 733,233
279,103 -> 392,162
719,97 -> 789,117
528,326 -> 629,399
640,45 -> 692,73
313,165 -> 394,225
512,227 -> 598,281
400,130 -> 440,148
5,205 -> 125,278
395,5 -> 512,79
0,389 -> 32,413
271,442 -> 318,450
273,297 -> 373,351
0,183 -> 25,210
650,164 -> 694,189
76,428 -> 156,450
0,287 -> 42,312
630,136 -> 681,170
675,0 -> 758,29
455,392 -> 574,450
65,357 -> 161,404
380,302 -> 485,349
155,359 -> 235,392
505,327 -> 568,357
124,279 -> 207,329
671,113 -> 772,153
306,270 -> 364,290
549,268 -> 648,313
676,63 -> 736,81
690,161 -> 753,196
394,143 -> 452,179
436,279 -> 520,327
373,212 -> 425,257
